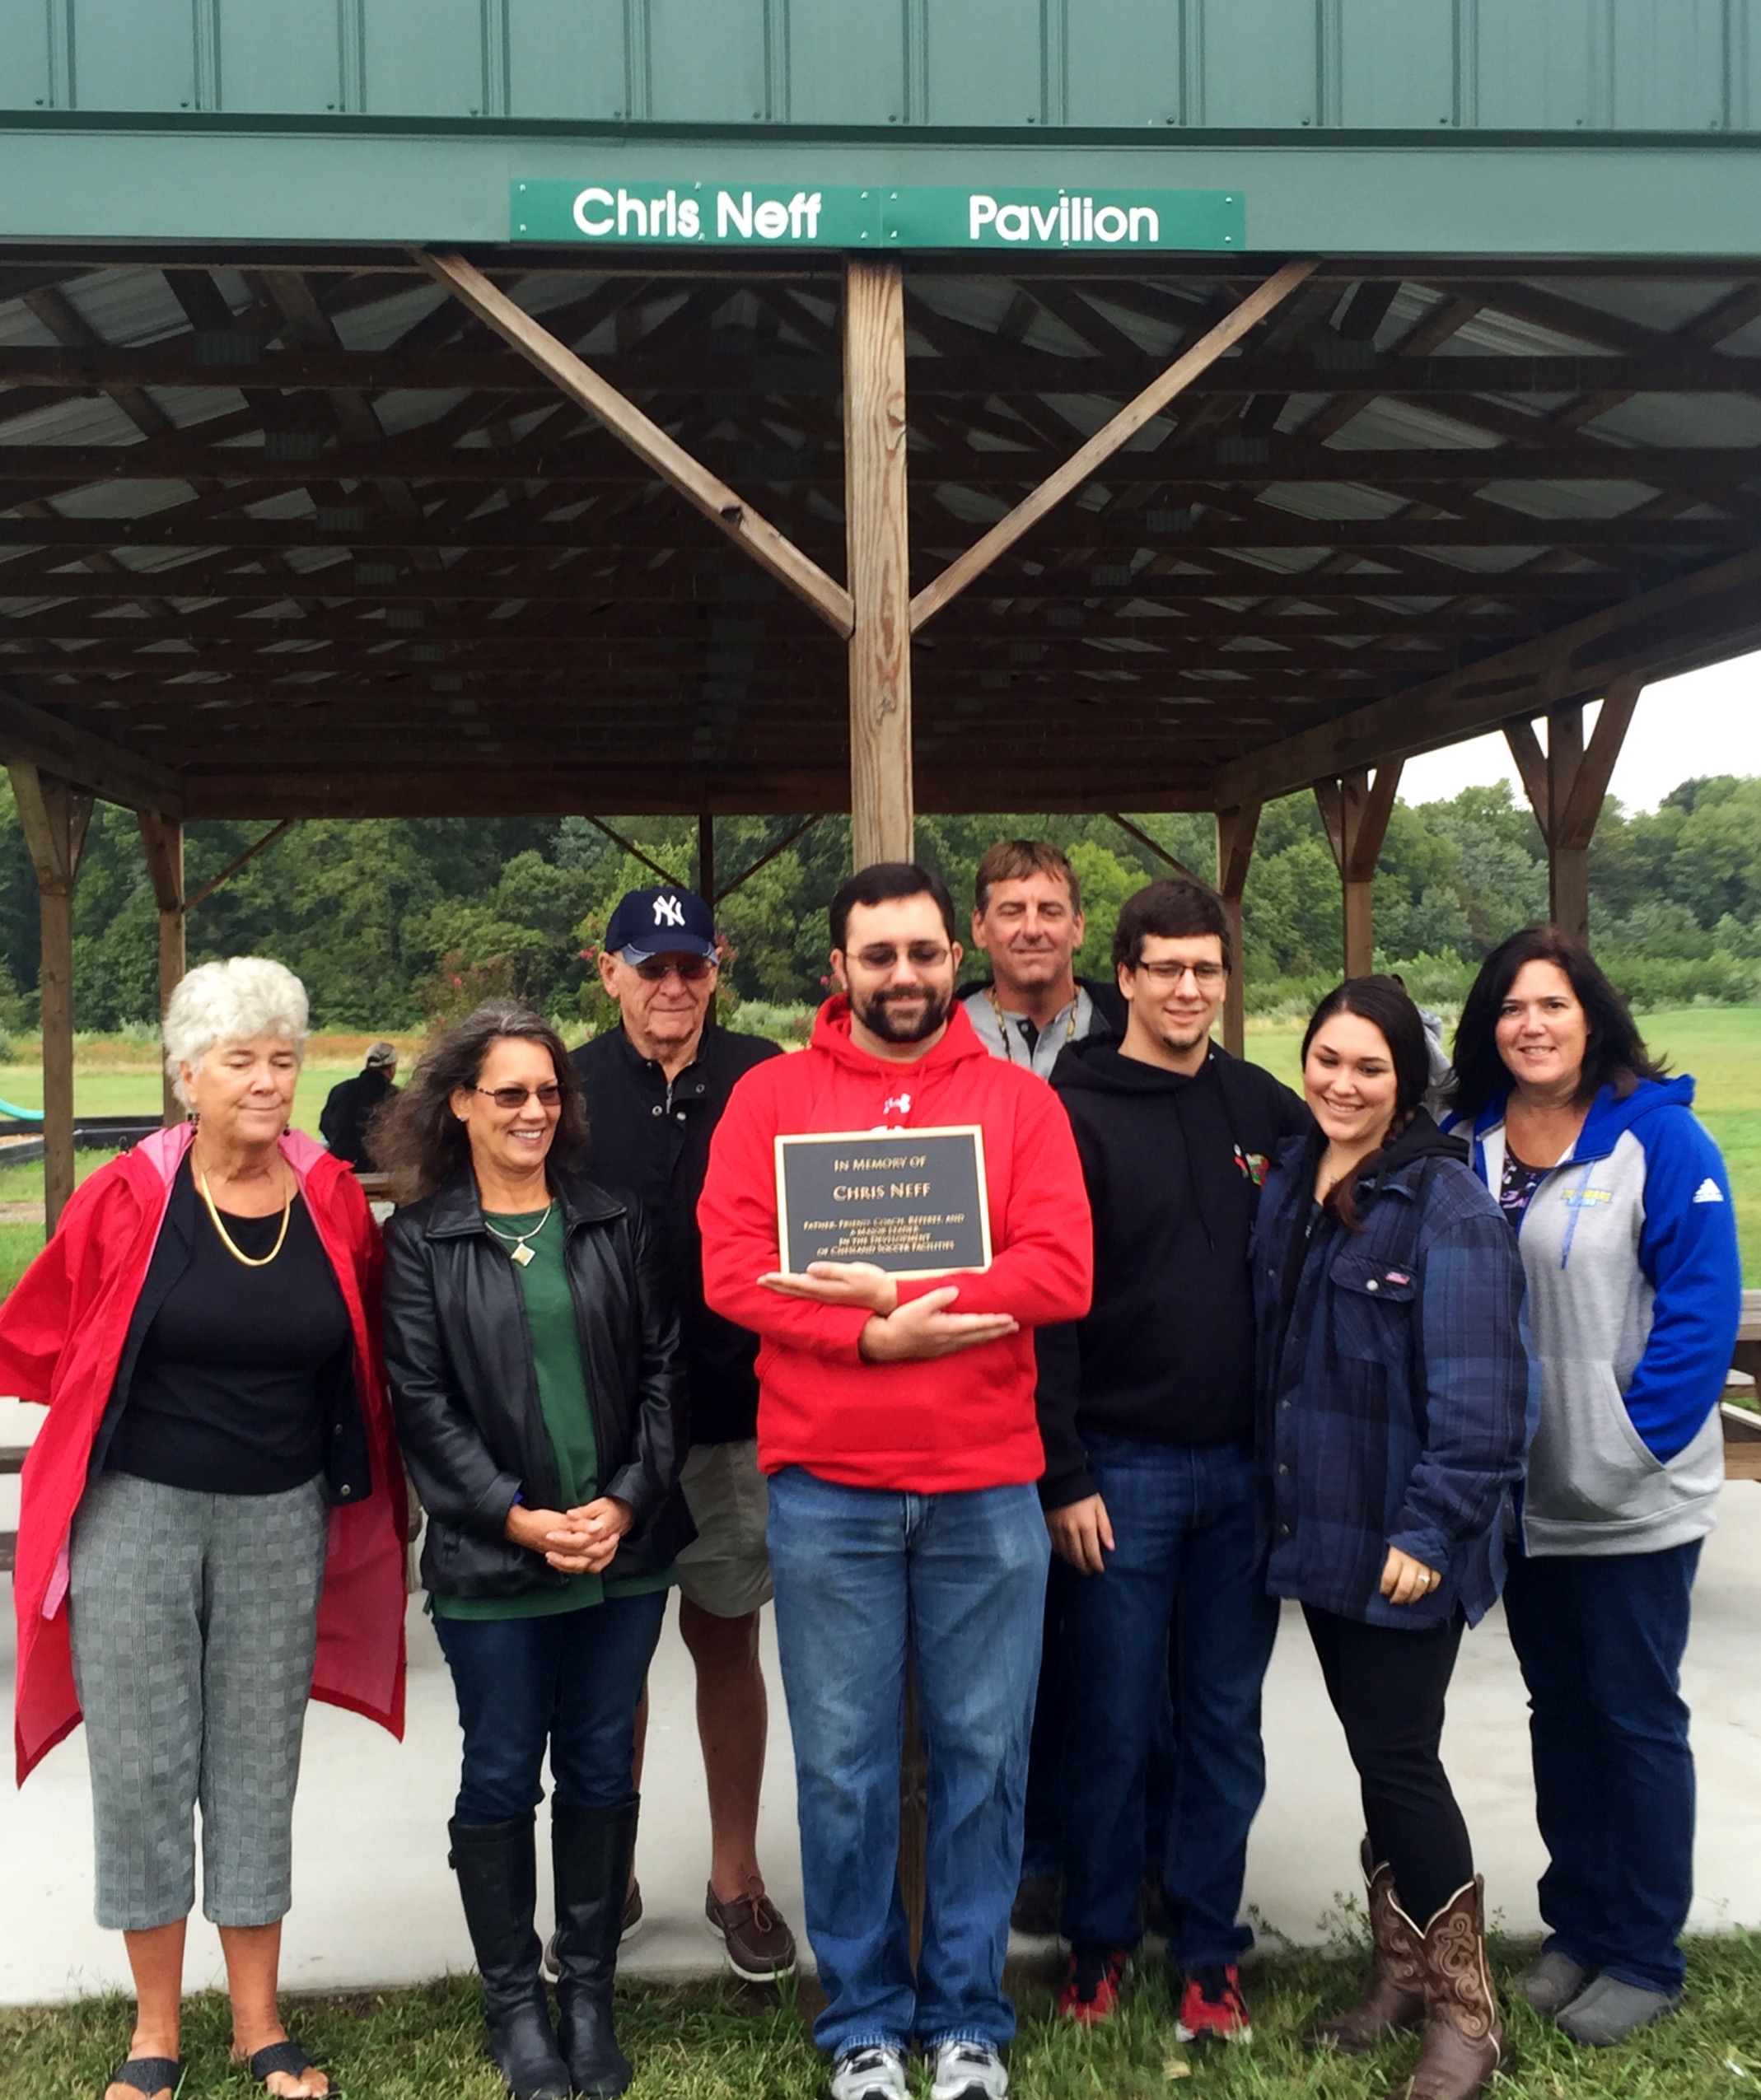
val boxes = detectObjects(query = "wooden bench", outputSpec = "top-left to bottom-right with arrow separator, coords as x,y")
1727,1289 -> 1761,1483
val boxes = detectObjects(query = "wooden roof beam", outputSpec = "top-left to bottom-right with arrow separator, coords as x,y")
908,261 -> 1317,632
1212,542 -> 1761,808
0,679 -> 181,813
416,250 -> 852,638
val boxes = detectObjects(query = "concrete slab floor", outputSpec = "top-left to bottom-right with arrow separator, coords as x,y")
3,1410 -> 1758,2004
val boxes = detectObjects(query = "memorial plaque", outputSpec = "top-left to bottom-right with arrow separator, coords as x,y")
774,1126 -> 992,1279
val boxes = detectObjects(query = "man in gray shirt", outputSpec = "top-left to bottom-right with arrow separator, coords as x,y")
959,840 -> 1123,1076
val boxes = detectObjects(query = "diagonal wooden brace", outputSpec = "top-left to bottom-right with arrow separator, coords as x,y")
418,250 -> 854,638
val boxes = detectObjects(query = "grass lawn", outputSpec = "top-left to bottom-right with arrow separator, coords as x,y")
3,1939 -> 1758,2098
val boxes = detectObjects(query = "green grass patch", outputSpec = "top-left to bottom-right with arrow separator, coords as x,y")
2,1941 -> 1757,2098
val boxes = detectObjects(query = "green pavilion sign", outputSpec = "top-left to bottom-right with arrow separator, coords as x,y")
511,180 -> 1243,251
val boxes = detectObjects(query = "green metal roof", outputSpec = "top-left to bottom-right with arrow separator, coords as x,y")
2,1 -> 1761,254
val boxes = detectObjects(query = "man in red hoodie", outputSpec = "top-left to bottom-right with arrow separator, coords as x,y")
699,862 -> 1093,2100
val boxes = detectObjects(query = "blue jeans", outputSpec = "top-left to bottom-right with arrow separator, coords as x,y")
1058,1435 -> 1278,1966
767,1466 -> 1049,2058
1502,1540 -> 1701,1995
432,1592 -> 669,1824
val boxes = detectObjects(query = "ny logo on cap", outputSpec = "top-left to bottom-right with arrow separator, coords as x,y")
652,894 -> 686,928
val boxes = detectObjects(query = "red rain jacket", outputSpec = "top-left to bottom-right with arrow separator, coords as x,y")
1,1124 -> 408,1782
698,996 -> 1093,1493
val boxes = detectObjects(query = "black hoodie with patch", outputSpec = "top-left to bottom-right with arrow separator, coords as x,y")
1037,1036 -> 1310,1509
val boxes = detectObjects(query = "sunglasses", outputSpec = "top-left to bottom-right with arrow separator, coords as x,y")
474,1084 -> 563,1110
630,955 -> 715,982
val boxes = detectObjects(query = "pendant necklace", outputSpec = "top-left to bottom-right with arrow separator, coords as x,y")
485,1202 -> 554,1267
196,1158 -> 293,1268
988,987 -> 1078,1066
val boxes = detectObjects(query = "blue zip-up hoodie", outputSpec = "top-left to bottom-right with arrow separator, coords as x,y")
1460,1075 -> 1741,1556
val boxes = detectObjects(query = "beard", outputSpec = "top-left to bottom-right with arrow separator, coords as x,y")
853,980 -> 954,1044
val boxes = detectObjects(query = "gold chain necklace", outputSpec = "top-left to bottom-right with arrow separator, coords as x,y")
988,986 -> 1079,1066
195,1158 -> 293,1268
483,1202 -> 554,1268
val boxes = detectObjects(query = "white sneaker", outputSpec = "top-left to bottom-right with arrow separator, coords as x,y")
829,2043 -> 909,2100
930,2039 -> 1009,2100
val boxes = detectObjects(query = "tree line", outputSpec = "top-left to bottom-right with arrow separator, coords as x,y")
0,772 -> 1757,1038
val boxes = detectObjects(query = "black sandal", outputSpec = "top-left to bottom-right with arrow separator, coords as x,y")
108,2061 -> 183,2099
244,2040 -> 335,2094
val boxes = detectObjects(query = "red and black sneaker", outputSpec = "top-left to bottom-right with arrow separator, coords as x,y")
1058,1946 -> 1130,2026
1176,1963 -> 1254,2044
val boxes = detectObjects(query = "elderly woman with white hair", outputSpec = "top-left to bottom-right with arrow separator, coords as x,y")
0,958 -> 408,2100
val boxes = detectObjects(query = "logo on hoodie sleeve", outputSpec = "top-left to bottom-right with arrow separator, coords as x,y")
1693,1177 -> 1725,1203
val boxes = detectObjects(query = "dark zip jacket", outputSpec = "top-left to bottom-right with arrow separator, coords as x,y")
1035,1038 -> 1310,1507
1251,1113 -> 1538,1630
571,1023 -> 782,1445
381,1163 -> 694,1600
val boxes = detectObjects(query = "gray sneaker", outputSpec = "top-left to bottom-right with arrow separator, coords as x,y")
829,2044 -> 909,2100
1520,1948 -> 1593,2014
930,2040 -> 1009,2100
1555,1973 -> 1679,2046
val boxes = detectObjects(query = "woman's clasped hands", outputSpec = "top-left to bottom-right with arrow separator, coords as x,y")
505,1496 -> 633,1575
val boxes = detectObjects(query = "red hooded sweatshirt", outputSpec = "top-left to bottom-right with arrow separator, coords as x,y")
698,996 -> 1092,1494
0,1125 -> 408,1783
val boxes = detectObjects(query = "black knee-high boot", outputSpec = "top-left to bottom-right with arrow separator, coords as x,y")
552,1795 -> 641,2098
448,1815 -> 572,2100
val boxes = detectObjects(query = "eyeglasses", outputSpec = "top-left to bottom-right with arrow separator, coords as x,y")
474,1084 -> 563,1109
1133,959 -> 1226,985
631,955 -> 714,983
851,943 -> 952,970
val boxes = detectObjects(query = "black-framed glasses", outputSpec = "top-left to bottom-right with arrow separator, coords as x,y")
474,1084 -> 563,1109
631,955 -> 714,982
1133,958 -> 1226,985
852,942 -> 951,970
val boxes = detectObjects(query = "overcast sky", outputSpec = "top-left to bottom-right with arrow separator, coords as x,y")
1397,651 -> 1761,813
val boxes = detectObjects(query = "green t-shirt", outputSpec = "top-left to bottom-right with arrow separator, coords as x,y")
431,1205 -> 674,1622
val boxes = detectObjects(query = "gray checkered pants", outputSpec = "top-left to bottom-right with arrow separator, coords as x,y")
68,1469 -> 328,1930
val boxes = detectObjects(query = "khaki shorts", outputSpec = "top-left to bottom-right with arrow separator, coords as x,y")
673,1439 -> 773,1618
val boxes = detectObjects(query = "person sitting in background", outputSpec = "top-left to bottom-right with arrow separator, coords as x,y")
377,1002 -> 691,2100
318,1039 -> 398,1167
570,884 -> 796,1984
1450,927 -> 1740,2046
0,957 -> 408,2100
1253,976 -> 1534,2100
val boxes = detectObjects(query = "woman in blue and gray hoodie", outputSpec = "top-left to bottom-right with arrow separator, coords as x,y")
1452,926 -> 1741,2049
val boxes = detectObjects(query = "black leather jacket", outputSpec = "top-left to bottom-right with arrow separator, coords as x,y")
381,1163 -> 694,1600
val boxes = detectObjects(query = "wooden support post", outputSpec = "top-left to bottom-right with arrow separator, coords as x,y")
1216,803 -> 1261,1058
1314,763 -> 1402,978
1505,678 -> 1641,949
697,813 -> 715,906
843,256 -> 914,867
10,763 -> 92,1235
138,810 -> 185,1126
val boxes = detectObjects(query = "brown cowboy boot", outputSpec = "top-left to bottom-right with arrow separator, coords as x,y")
1390,1876 -> 1505,2100
1307,1839 -> 1427,2053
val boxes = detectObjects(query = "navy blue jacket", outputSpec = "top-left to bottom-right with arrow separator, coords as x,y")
1251,1113 -> 1538,1630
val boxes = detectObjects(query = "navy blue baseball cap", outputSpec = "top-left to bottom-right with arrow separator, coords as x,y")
605,884 -> 719,963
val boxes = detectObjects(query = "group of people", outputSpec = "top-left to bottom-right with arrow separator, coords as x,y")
0,838 -> 1741,2100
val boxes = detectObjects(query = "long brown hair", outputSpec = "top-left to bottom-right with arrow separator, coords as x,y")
368,1001 -> 588,1204
1302,976 -> 1432,1234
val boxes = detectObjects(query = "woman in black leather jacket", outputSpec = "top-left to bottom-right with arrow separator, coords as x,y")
377,1001 -> 690,2100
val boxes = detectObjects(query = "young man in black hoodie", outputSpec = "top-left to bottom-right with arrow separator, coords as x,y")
1039,877 -> 1308,2037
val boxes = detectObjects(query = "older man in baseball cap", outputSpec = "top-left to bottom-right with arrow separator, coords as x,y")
319,1039 -> 398,1169
568,884 -> 797,1983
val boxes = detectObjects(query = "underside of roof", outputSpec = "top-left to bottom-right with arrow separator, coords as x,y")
2,245 -> 1759,819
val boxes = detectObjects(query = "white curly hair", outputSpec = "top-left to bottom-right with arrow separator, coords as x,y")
163,957 -> 310,1110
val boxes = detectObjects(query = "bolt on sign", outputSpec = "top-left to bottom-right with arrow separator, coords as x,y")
512,181 -> 1244,250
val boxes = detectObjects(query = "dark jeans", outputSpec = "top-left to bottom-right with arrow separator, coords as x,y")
1022,1565 -> 1177,1886
1058,1435 -> 1278,1966
432,1591 -> 669,1824
1303,1604 -> 1472,1926
1502,1540 -> 1701,1995
767,1466 -> 1049,2058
